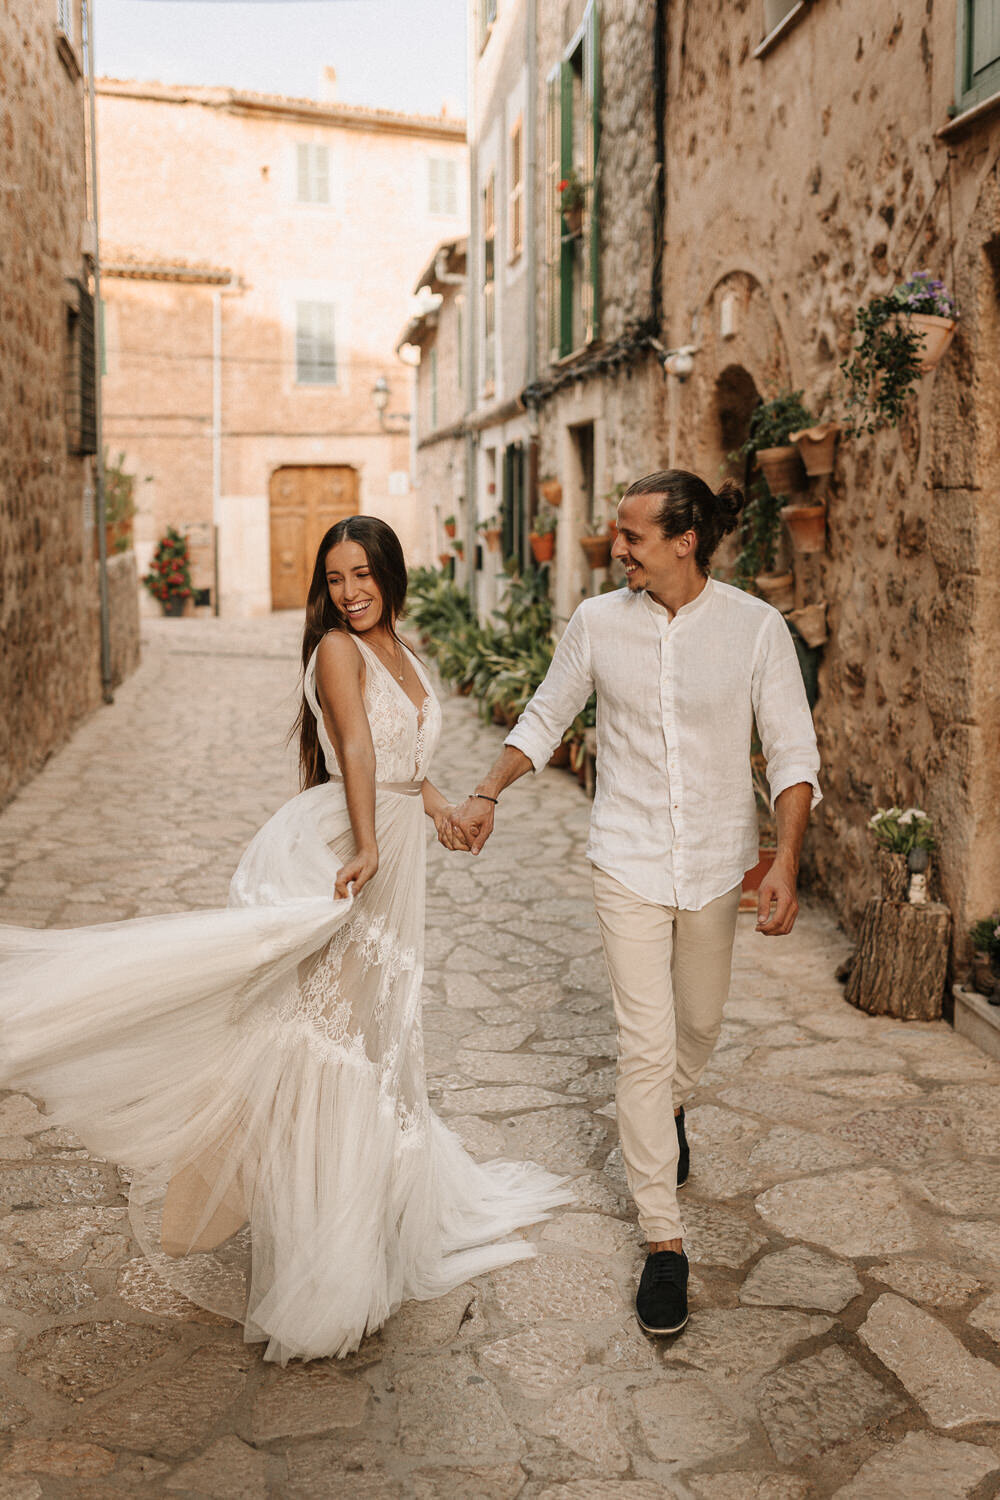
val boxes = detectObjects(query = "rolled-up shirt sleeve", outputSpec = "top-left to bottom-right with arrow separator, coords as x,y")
504,604 -> 595,772
752,611 -> 822,809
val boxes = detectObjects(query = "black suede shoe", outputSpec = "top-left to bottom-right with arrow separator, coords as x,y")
636,1249 -> 689,1335
675,1105 -> 690,1188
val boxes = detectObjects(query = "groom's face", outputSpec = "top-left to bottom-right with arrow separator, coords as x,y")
612,493 -> 691,598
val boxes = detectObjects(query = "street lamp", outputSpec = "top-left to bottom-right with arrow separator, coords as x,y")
371,373 -> 409,430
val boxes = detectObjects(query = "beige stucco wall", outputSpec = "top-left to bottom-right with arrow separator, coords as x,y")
660,2 -> 1000,958
0,0 -> 139,808
97,84 -> 467,615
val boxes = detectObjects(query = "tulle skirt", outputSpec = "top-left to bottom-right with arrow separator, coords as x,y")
0,781 -> 571,1363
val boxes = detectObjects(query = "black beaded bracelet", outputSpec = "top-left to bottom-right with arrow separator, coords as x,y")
472,792 -> 499,804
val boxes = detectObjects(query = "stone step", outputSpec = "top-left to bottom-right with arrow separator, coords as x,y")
953,983 -> 1000,1061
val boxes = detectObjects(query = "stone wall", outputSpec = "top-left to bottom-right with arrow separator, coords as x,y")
661,2 -> 1000,955
0,0 -> 140,809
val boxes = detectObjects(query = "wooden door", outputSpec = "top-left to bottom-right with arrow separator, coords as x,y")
269,466 -> 358,610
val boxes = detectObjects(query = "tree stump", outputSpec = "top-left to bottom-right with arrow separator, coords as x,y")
845,898 -> 951,1020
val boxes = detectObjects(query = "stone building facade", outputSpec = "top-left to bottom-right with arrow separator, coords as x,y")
443,0 -> 999,963
398,239 -> 469,575
659,1 -> 1000,959
1,0 -> 139,809
96,78 -> 467,616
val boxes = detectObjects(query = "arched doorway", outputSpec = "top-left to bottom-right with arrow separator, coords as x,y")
269,466 -> 358,611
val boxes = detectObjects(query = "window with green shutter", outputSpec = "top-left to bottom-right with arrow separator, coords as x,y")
296,143 -> 330,204
545,1 -> 600,363
428,158 -> 459,216
957,0 -> 1000,111
295,302 -> 337,384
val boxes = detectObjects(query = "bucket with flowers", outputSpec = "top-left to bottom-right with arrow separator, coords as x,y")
142,527 -> 194,617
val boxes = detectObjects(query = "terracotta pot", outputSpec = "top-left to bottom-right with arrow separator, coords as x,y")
878,849 -> 909,903
563,205 -> 584,237
790,422 -> 841,477
539,480 -> 562,507
787,601 -> 828,647
907,313 -> 957,373
162,596 -> 185,618
443,521 -> 457,539
755,445 -> 804,497
547,742 -> 572,769
437,552 -> 452,569
484,527 -> 502,553
781,502 -> 827,555
530,531 -> 555,564
607,519 -> 618,539
739,847 -> 777,913
754,570 -> 795,613
579,533 -> 613,569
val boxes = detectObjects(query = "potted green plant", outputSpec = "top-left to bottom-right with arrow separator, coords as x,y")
453,538 -> 464,557
557,170 -> 588,237
841,272 -> 959,435
478,514 -> 502,553
443,514 -> 457,539
969,913 -> 1000,1001
101,450 -> 141,555
529,508 -> 557,565
867,806 -> 935,903
142,526 -> 193,617
741,391 -> 813,495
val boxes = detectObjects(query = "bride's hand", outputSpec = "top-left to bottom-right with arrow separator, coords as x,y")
433,806 -> 471,852
335,846 -> 378,900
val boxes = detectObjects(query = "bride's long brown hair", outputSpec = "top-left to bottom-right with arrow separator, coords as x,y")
293,516 -> 408,790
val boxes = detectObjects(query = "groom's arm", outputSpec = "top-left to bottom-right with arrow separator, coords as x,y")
451,606 -> 595,854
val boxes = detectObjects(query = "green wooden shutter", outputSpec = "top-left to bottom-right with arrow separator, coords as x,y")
559,60 -> 575,357
545,69 -> 561,362
959,0 -> 1000,107
584,1 -> 601,345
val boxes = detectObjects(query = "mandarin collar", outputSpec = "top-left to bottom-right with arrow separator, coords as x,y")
641,576 -> 714,626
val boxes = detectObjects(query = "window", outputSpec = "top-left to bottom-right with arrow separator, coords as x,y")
428,157 -> 459,216
65,279 -> 97,455
957,0 -> 1000,111
508,117 -> 524,263
295,302 -> 337,384
546,0 -> 600,362
430,346 -> 438,430
56,0 -> 73,41
478,0 -> 498,52
296,143 -> 330,204
482,172 -> 496,391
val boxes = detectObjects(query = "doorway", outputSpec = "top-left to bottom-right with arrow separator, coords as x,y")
269,466 -> 358,611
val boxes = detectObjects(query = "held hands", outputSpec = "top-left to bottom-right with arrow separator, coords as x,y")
432,805 -> 472,853
334,846 -> 379,901
447,795 -> 495,856
755,854 -> 799,936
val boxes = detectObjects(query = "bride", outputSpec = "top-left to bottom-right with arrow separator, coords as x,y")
0,515 -> 570,1364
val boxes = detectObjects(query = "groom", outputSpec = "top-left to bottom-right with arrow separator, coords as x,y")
448,470 -> 821,1336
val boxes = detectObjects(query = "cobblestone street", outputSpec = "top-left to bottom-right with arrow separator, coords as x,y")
0,614 -> 999,1498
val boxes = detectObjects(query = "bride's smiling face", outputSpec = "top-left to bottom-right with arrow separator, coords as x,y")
325,540 -> 386,633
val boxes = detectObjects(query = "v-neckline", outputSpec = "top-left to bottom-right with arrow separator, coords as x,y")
357,636 -> 431,730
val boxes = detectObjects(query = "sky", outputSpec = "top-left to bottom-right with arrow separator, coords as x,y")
94,0 -> 468,118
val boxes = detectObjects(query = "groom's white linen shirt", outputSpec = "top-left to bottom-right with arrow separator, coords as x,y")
504,579 -> 822,911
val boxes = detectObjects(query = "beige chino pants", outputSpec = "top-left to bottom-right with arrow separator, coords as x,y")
592,866 -> 741,1243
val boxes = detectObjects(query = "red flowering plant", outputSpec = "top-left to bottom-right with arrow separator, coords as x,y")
557,169 -> 588,217
142,527 -> 193,606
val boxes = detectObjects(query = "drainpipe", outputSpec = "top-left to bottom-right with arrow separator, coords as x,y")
211,277 -> 241,616
525,0 -> 540,517
82,0 -> 112,704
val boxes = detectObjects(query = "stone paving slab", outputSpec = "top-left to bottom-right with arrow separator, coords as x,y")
0,615 -> 998,1497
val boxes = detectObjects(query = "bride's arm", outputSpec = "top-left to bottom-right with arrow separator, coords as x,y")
420,778 -> 471,851
315,634 -> 379,898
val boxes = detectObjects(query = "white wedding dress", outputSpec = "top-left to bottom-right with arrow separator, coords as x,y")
0,634 -> 570,1363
